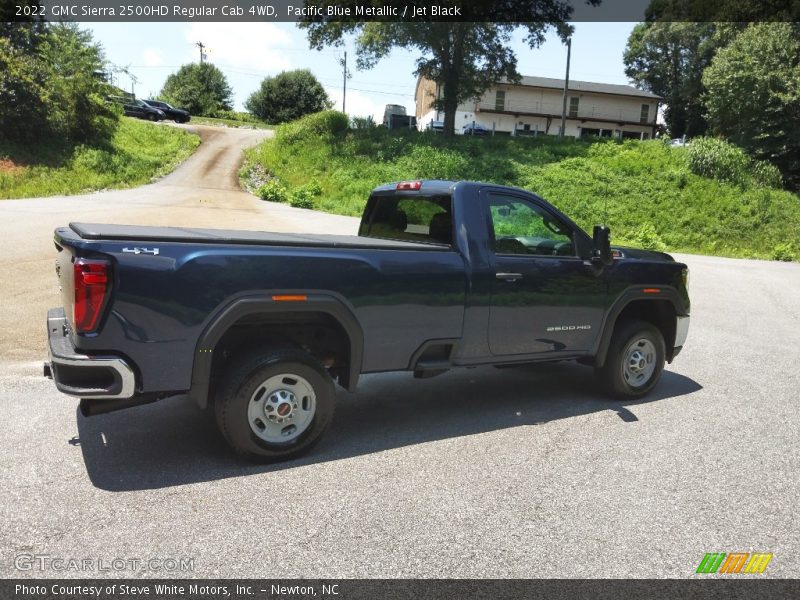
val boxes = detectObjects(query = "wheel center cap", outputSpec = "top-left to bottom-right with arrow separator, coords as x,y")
638,358 -> 645,369
276,402 -> 292,417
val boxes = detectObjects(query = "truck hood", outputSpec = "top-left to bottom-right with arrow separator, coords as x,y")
612,246 -> 675,262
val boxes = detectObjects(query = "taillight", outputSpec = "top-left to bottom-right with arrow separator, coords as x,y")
73,258 -> 111,333
396,180 -> 422,191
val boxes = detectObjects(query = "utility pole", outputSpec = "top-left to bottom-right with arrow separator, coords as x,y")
340,51 -> 350,113
559,37 -> 572,138
196,41 -> 207,63
129,73 -> 139,97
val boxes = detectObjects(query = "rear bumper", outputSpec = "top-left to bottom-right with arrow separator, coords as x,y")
46,308 -> 136,400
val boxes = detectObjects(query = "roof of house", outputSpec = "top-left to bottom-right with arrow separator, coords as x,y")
513,75 -> 661,100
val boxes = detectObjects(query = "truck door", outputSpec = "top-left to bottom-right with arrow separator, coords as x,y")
485,190 -> 606,356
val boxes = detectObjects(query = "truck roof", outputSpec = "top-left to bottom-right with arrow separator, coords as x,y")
370,180 -> 532,196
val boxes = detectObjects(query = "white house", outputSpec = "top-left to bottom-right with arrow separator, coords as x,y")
415,75 -> 661,139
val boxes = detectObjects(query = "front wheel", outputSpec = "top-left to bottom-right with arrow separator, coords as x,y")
596,320 -> 665,399
214,348 -> 336,462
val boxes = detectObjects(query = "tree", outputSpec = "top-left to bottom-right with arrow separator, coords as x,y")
0,37 -> 48,141
623,22 -> 720,138
300,2 -> 595,136
1,22 -> 115,143
0,0 -> 46,53
38,24 -> 116,142
245,69 -> 332,123
159,63 -> 233,116
702,23 -> 800,189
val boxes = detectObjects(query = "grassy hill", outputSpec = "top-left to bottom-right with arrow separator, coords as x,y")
0,117 -> 200,199
241,112 -> 800,262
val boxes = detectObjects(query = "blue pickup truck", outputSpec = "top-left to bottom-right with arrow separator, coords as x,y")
46,180 -> 690,461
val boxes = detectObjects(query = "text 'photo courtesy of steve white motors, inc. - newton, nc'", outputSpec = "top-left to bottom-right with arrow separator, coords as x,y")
14,583 -> 338,598
18,3 -> 461,19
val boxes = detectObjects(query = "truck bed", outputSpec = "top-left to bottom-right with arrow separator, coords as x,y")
69,223 -> 449,251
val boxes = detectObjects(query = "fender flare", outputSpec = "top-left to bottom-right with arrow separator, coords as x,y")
188,292 -> 363,408
593,286 -> 687,368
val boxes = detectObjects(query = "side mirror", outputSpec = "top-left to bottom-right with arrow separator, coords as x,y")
592,225 -> 613,266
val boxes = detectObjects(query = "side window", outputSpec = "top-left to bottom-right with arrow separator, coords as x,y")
495,90 -> 506,111
568,96 -> 579,118
488,194 -> 575,257
640,103 -> 650,123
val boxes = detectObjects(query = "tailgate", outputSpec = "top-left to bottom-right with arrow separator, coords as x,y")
54,236 -> 77,330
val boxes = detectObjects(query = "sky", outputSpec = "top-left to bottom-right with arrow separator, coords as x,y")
84,22 -> 639,121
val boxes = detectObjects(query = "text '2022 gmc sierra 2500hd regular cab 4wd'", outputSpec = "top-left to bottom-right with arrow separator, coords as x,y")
46,180 -> 690,462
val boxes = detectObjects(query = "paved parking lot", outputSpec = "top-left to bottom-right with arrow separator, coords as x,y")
1,127 -> 797,578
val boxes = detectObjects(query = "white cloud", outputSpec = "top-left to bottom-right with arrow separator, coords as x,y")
184,23 -> 294,73
142,48 -> 163,67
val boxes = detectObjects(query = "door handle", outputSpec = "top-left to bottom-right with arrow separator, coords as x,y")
496,272 -> 523,282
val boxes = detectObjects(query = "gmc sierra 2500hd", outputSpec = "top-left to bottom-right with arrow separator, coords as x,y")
46,180 -> 690,461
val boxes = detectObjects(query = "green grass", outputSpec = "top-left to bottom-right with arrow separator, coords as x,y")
242,123 -> 800,261
190,116 -> 272,130
0,117 -> 201,199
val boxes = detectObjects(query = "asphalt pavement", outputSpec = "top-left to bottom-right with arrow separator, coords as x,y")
0,126 -> 797,578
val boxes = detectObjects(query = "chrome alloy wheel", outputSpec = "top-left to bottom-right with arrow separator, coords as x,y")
247,373 -> 316,443
622,338 -> 657,389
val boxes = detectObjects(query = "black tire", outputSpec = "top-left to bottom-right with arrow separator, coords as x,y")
595,319 -> 665,399
214,348 -> 335,462
147,114 -> 157,122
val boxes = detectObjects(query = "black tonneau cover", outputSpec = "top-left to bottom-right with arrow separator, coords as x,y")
69,223 -> 450,251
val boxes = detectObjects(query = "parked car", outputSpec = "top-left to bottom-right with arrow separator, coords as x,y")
143,99 -> 191,123
463,122 -> 490,136
427,121 -> 445,134
670,137 -> 689,147
45,180 -> 690,462
113,97 -> 165,122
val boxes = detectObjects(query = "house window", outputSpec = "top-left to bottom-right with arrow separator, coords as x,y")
640,104 -> 650,123
495,90 -> 506,111
568,96 -> 579,118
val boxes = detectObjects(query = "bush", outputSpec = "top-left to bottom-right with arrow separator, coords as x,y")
207,110 -> 257,122
687,137 -> 782,188
628,223 -> 668,252
289,181 -> 322,209
257,179 -> 288,203
772,242 -> 798,262
276,111 -> 350,144
351,115 -> 377,129
159,63 -> 233,117
246,69 -> 332,124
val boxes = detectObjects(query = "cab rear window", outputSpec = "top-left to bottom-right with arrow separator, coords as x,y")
359,194 -> 453,245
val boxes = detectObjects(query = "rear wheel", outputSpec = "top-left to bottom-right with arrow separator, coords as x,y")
214,348 -> 335,462
596,319 -> 665,399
